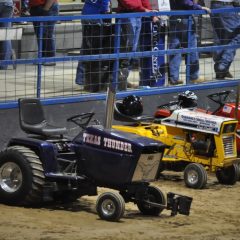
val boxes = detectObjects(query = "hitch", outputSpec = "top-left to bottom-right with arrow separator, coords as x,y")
141,192 -> 192,216
167,192 -> 193,216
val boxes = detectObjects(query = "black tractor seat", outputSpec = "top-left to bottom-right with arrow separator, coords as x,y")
18,98 -> 67,138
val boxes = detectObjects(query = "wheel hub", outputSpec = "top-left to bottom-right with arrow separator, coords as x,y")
0,162 -> 23,193
101,199 -> 116,216
188,170 -> 198,185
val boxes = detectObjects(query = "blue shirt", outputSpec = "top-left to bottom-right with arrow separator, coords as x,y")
82,0 -> 111,15
170,0 -> 202,10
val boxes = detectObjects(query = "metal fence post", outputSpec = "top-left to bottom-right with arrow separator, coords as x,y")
112,18 -> 121,91
37,21 -> 43,98
186,15 -> 193,84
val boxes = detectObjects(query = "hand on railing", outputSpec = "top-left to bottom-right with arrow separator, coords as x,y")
152,16 -> 160,23
143,8 -> 160,23
201,7 -> 211,14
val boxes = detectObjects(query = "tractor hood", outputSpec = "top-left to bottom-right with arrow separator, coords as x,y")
74,125 -> 165,153
161,109 -> 237,135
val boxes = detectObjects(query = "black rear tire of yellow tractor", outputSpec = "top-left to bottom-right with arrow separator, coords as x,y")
184,163 -> 208,189
216,164 -> 239,185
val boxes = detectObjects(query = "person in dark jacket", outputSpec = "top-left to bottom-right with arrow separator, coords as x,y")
75,0 -> 112,92
168,0 -> 210,85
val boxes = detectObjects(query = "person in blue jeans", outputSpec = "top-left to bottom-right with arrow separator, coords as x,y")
210,0 -> 240,79
29,0 -> 59,64
168,0 -> 210,85
0,0 -> 13,70
117,0 -> 159,90
75,0 -> 112,92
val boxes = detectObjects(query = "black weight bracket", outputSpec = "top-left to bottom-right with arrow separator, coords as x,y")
166,192 -> 193,216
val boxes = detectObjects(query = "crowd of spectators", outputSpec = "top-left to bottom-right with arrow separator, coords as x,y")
0,0 -> 239,91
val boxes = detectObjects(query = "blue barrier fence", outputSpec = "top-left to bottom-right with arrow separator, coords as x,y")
0,8 -> 239,109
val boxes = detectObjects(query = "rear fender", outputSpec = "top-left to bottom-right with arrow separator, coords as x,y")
8,137 -> 58,173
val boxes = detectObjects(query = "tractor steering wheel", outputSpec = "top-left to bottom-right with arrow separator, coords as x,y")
67,112 -> 96,129
207,90 -> 234,105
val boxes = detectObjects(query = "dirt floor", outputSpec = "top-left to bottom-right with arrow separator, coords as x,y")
0,171 -> 239,240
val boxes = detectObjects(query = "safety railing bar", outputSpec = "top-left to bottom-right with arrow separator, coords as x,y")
0,7 -> 239,23
1,43 -> 239,67
0,79 -> 239,110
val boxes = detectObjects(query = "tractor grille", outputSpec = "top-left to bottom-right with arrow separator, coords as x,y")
222,135 -> 234,157
132,152 -> 162,182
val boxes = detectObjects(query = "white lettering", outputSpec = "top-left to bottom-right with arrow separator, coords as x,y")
83,133 -> 101,146
103,137 -> 132,153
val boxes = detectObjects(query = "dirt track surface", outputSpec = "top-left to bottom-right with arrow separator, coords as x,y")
0,171 -> 239,240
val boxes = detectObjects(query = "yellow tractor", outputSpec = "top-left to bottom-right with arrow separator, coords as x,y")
113,95 -> 240,189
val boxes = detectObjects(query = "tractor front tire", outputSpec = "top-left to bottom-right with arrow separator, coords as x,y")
96,192 -> 125,222
137,186 -> 166,216
0,146 -> 45,205
216,164 -> 239,185
184,163 -> 208,189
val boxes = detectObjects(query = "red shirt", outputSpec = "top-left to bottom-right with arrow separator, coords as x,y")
29,0 -> 57,8
117,0 -> 151,12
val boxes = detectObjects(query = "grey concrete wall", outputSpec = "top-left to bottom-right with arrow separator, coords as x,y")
13,22 -> 82,59
0,86 -> 237,151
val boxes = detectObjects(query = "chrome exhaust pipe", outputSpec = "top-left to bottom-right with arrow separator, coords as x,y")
104,85 -> 116,129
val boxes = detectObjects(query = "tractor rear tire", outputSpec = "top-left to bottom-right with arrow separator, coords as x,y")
237,163 -> 240,181
184,163 -> 208,189
216,164 -> 239,185
96,192 -> 125,222
137,186 -> 166,216
0,146 -> 45,205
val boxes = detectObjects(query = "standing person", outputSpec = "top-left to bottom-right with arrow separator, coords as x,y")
75,0 -> 112,92
210,0 -> 240,79
168,0 -> 210,85
29,0 -> 59,64
0,0 -> 13,70
116,0 -> 159,90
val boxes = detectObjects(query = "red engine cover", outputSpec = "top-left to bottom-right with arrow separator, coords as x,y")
215,103 -> 240,154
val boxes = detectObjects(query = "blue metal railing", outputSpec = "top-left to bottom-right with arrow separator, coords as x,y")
0,8 -> 239,109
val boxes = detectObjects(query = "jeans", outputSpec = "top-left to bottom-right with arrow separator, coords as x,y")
118,17 -> 142,89
120,17 -> 142,53
0,2 -> 13,70
211,2 -> 240,73
30,3 -> 59,58
168,16 -> 199,82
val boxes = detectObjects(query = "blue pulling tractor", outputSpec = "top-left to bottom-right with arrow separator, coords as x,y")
0,89 -> 192,221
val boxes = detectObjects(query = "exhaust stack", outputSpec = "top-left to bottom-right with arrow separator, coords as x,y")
104,85 -> 116,129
